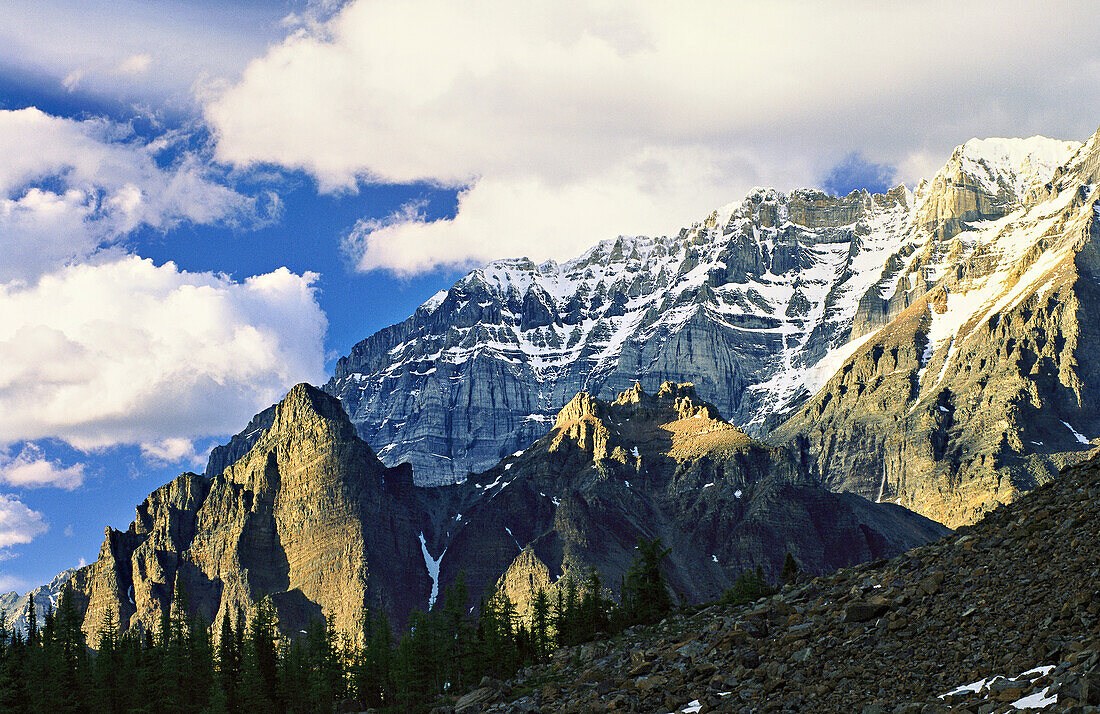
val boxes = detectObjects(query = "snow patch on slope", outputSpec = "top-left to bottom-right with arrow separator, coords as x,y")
418,532 -> 445,609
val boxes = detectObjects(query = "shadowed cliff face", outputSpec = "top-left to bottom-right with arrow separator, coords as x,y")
67,382 -> 948,642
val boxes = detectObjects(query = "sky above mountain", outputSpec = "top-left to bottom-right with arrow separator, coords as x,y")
2,0 -> 1100,593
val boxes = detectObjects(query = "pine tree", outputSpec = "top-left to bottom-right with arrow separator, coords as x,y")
25,592 -> 37,646
355,608 -> 392,708
93,607 -> 123,714
439,572 -> 474,692
580,567 -> 608,641
552,588 -> 565,649
719,565 -> 776,607
782,552 -> 802,584
620,537 -> 673,626
530,588 -> 551,660
240,598 -> 279,711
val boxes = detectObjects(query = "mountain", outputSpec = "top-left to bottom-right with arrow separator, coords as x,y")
321,132 -> 1094,509
775,132 -> 1100,526
323,188 -> 916,486
457,448 -> 1100,713
430,381 -> 948,621
70,384 -> 431,646
70,382 -> 946,641
0,568 -> 77,634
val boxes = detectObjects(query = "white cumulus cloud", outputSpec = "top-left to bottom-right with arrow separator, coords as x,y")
0,494 -> 48,549
0,107 -> 255,284
0,445 -> 84,490
205,0 -> 1100,275
0,256 -> 327,451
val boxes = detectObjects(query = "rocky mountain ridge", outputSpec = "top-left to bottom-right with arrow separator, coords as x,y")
319,131 -> 1096,534
431,381 -> 948,622
69,384 -> 431,646
63,381 -> 946,644
445,448 -> 1100,713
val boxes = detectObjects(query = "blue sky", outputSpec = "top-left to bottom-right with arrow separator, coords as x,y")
2,0 -> 1100,593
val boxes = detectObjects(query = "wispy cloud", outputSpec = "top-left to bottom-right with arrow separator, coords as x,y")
0,107 -> 256,284
821,154 -> 897,197
0,0 -> 284,109
140,438 -> 212,469
0,573 -> 30,593
115,53 -> 152,76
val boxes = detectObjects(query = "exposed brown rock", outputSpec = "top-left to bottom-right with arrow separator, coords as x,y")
69,381 -> 946,642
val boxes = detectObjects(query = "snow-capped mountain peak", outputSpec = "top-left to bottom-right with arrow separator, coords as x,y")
324,130 -> 1098,492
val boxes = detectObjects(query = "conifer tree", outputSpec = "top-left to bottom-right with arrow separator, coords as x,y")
93,608 -> 123,714
781,552 -> 802,584
209,609 -> 237,713
620,537 -> 672,626
439,572 -> 474,692
355,607 -> 392,708
240,597 -> 279,711
25,592 -> 37,646
530,587 -> 551,660
581,567 -> 608,640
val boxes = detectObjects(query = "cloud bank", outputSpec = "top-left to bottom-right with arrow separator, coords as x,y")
0,107 -> 328,459
0,257 -> 326,452
206,0 -> 1100,275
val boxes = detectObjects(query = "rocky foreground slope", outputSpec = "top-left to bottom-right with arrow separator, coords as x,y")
63,382 -> 946,644
448,448 -> 1100,713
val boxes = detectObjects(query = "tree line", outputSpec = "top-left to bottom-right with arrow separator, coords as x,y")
0,539 -> 792,712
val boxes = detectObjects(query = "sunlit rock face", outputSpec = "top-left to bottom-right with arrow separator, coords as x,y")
74,384 -> 430,645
